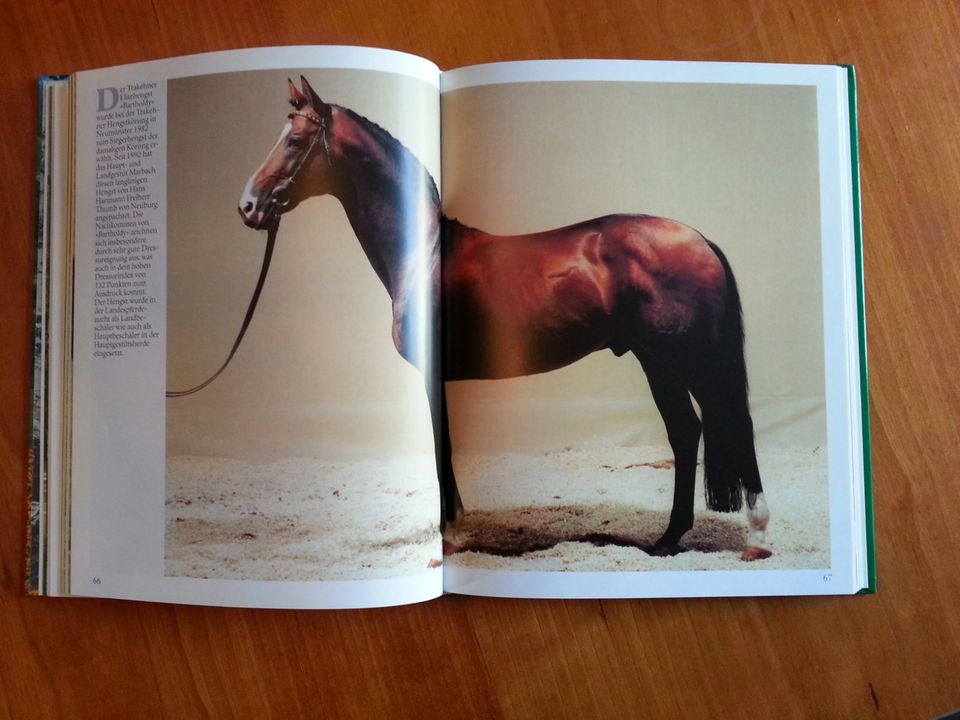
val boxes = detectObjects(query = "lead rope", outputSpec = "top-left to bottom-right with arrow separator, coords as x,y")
166,219 -> 279,398
167,106 -> 327,398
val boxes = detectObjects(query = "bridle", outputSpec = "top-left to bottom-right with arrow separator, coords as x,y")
166,107 -> 331,398
262,108 -> 332,222
288,109 -> 332,169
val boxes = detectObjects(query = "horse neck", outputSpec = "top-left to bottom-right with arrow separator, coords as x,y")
324,106 -> 439,300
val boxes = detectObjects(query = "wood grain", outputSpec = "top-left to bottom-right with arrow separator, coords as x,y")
2,1 -> 959,718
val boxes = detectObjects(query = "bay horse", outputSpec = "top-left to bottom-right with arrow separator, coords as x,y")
238,76 -> 771,561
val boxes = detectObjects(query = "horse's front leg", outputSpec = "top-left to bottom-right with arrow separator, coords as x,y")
636,354 -> 701,556
427,382 -> 462,530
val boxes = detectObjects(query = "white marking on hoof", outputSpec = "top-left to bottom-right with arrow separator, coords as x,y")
742,491 -> 772,561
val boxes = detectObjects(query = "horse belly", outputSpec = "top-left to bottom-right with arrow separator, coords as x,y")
445,265 -> 612,380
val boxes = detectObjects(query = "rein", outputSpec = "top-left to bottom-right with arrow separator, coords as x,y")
165,219 -> 279,398
167,106 -> 330,398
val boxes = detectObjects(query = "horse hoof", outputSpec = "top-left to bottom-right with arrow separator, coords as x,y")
648,541 -> 683,557
740,546 -> 773,562
442,537 -> 463,555
440,505 -> 464,534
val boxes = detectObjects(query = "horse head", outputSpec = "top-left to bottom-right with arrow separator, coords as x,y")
238,76 -> 334,229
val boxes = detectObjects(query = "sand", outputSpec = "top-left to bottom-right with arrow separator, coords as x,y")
165,443 -> 829,582
445,444 -> 829,572
165,454 -> 442,581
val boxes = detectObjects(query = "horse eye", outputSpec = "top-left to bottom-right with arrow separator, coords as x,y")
287,135 -> 305,149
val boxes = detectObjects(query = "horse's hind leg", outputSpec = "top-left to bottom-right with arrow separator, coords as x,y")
736,439 -> 770,561
698,382 -> 771,561
635,352 -> 701,556
742,491 -> 771,561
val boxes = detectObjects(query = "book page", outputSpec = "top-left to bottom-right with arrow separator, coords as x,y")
67,46 -> 443,608
439,61 -> 865,598
28,77 -> 72,596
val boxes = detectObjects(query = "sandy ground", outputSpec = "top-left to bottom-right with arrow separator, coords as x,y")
165,454 -> 441,581
165,442 -> 828,581
445,443 -> 829,571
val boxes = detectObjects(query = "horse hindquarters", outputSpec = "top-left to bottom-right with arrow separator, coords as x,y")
634,237 -> 770,559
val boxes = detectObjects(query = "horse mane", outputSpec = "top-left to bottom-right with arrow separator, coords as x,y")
335,105 -> 440,215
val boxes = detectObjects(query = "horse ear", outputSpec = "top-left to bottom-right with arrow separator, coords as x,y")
300,75 -> 331,124
288,78 -> 306,109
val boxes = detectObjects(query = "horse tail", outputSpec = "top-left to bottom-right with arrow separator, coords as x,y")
699,239 -> 760,513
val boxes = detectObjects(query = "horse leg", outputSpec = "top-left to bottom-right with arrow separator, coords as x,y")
635,353 -> 702,556
742,491 -> 771,561
697,382 -> 772,562
733,421 -> 770,561
427,382 -> 462,530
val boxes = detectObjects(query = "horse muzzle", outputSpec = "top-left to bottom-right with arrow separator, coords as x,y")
239,183 -> 296,229
239,198 -> 283,230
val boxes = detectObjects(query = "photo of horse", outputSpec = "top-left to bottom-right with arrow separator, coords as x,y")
165,67 -> 830,580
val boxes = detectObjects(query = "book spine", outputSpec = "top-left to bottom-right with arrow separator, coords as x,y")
26,77 -> 50,594
844,65 -> 876,595
26,75 -> 67,595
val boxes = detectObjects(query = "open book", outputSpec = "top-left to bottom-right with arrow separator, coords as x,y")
30,46 -> 872,608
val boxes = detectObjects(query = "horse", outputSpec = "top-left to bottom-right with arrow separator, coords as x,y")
238,76 -> 771,561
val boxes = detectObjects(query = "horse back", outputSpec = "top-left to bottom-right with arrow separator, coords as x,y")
442,214 -> 729,380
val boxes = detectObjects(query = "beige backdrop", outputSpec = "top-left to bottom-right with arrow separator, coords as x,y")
166,69 -> 440,462
442,80 -> 826,453
167,74 -> 826,462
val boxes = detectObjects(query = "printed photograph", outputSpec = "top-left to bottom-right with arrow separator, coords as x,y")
440,79 -> 829,572
164,68 -> 442,581
164,68 -> 831,580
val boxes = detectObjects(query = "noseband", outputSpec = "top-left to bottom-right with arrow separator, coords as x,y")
166,108 -> 333,398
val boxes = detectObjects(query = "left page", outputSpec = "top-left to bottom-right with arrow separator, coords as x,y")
64,46 -> 443,608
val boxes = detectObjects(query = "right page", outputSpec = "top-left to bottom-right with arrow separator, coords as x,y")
439,61 -> 869,598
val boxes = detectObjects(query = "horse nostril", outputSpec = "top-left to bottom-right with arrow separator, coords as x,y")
242,201 -> 254,214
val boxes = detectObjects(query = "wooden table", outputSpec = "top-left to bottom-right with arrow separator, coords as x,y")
1,2 -> 958,718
